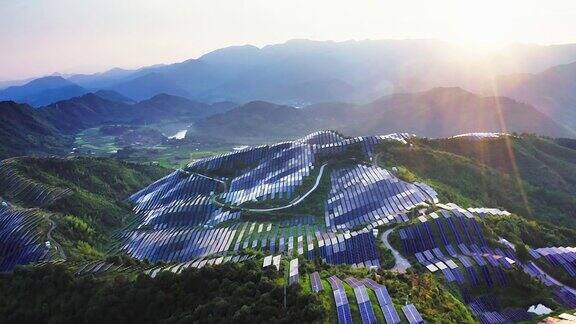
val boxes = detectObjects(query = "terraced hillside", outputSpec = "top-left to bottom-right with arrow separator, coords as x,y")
0,157 -> 168,261
2,131 -> 576,323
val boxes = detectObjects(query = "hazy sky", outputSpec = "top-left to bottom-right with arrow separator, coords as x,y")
2,0 -> 576,80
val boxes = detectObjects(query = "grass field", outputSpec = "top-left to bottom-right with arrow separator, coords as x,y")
74,126 -> 235,169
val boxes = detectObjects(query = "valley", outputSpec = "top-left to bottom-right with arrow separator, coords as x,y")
4,32 -> 576,323
2,131 -> 576,323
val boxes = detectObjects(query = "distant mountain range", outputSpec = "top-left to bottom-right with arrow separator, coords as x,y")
0,76 -> 89,107
190,87 -> 573,142
4,39 -> 576,108
2,39 -> 576,158
490,61 -> 576,130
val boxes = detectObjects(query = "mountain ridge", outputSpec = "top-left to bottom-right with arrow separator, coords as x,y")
190,87 -> 573,141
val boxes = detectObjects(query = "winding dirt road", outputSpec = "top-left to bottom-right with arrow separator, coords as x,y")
211,163 -> 328,213
382,228 -> 411,273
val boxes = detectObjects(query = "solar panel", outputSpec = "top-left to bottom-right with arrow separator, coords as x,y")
310,272 -> 323,293
328,276 -> 353,324
382,304 -> 402,324
402,304 -> 424,324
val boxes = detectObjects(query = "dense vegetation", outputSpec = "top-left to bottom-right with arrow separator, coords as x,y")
376,136 -> 576,229
0,261 -> 324,324
0,101 -> 72,159
3,157 -> 168,259
480,214 -> 576,247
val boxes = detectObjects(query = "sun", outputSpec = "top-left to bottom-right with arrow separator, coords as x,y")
441,1 -> 519,50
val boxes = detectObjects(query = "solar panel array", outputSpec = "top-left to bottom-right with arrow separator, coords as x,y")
130,170 -> 239,229
467,295 -> 533,324
223,142 -> 315,205
345,277 -> 377,324
399,209 -> 514,287
122,131 -> 425,266
325,164 -> 434,230
310,133 -> 411,159
120,226 -> 237,263
328,276 -> 353,324
0,206 -> 50,272
315,229 -> 380,267
532,247 -> 576,277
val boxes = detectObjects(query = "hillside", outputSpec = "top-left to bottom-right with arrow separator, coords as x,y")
1,132 -> 576,323
492,61 -> 576,131
375,135 -> 576,227
191,88 -> 573,141
0,101 -> 72,158
354,88 -> 574,137
0,157 -> 168,259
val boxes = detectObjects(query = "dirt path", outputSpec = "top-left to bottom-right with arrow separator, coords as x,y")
211,163 -> 328,213
47,216 -> 67,260
382,228 -> 411,273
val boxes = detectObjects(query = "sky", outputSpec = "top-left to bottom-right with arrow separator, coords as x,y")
2,0 -> 576,81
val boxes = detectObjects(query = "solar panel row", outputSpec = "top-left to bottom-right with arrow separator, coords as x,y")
288,258 -> 299,285
325,164 -> 434,231
328,276 -> 353,324
345,277 -> 377,324
223,142 -> 314,205
146,254 -> 253,278
0,205 -> 50,272
0,159 -> 73,206
315,229 -> 380,267
310,271 -> 323,293
402,304 -> 424,324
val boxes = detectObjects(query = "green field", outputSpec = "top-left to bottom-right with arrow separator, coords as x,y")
74,126 -> 235,169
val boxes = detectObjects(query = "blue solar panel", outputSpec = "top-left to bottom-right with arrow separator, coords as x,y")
311,272 -> 323,293
0,206 -> 49,272
325,164 -> 434,231
382,304 -> 401,324
328,276 -> 353,324
402,304 -> 424,324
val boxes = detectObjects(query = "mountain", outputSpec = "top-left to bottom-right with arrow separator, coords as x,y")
7,39 -> 576,106
491,61 -> 576,131
107,73 -> 192,101
93,90 -> 135,104
37,93 -> 220,134
349,87 -> 573,137
0,76 -> 88,107
0,101 -> 72,158
190,101 -> 311,141
190,88 -> 573,141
